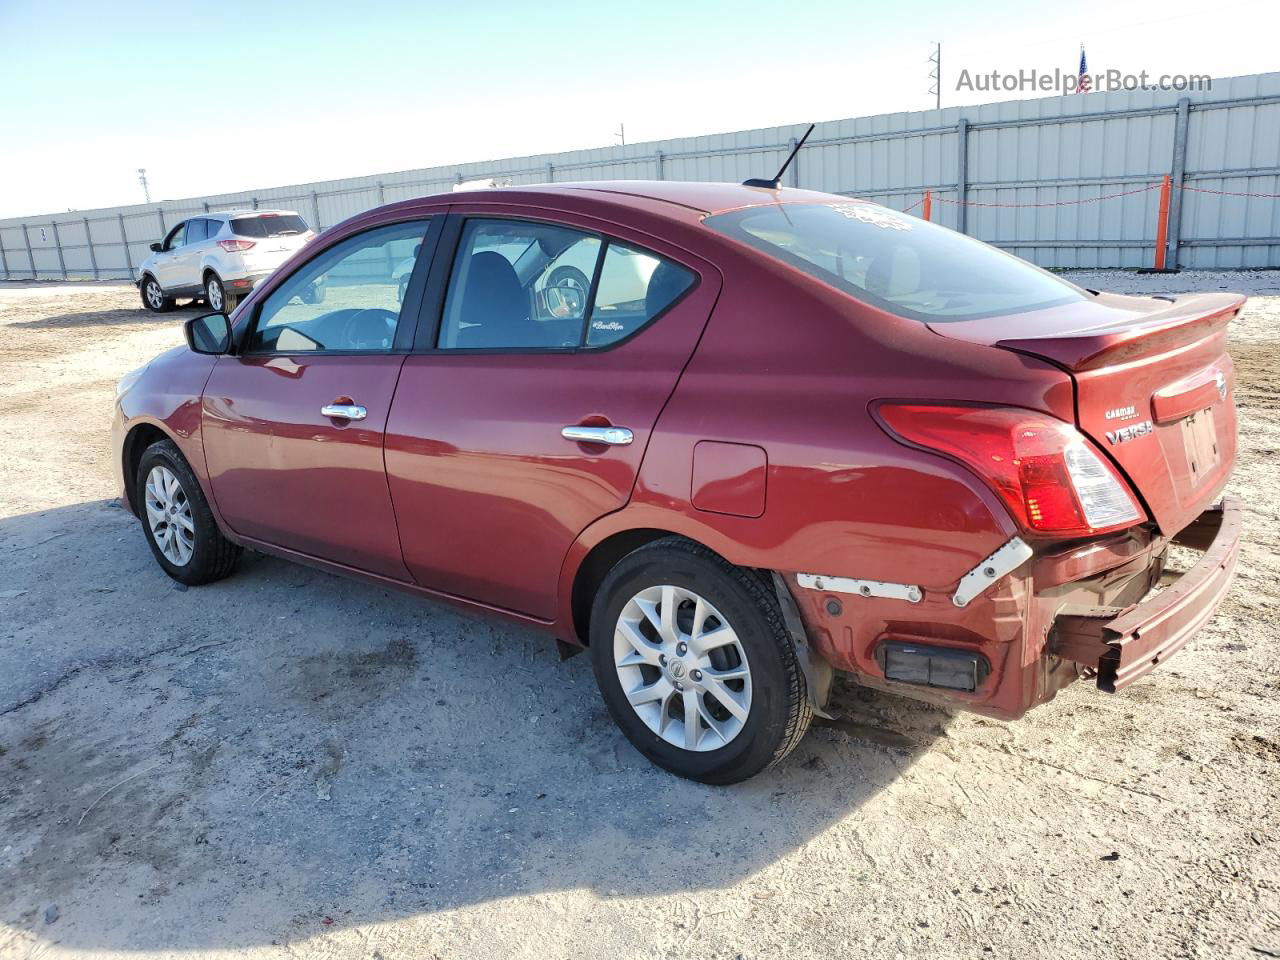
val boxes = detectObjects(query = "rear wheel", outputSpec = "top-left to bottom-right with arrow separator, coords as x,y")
589,538 -> 811,784
140,276 -> 174,313
204,273 -> 239,314
136,439 -> 241,585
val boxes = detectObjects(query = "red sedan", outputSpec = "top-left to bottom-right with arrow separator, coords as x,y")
112,181 -> 1242,783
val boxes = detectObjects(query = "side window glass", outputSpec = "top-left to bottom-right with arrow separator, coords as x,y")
437,219 -> 600,350
187,219 -> 209,243
585,243 -> 695,347
164,222 -> 187,250
246,220 -> 429,354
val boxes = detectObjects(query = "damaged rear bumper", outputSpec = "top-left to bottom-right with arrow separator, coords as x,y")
1050,497 -> 1242,692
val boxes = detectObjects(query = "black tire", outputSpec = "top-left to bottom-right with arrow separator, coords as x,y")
136,439 -> 242,586
589,538 -> 812,784
140,276 -> 174,313
204,273 -> 239,314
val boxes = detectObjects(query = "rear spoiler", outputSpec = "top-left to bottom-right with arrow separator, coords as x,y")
997,293 -> 1244,372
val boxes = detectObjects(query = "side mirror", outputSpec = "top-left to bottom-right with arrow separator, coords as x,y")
150,242 -> 162,252
184,312 -> 232,355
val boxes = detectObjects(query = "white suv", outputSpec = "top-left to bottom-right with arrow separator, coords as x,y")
137,209 -> 314,314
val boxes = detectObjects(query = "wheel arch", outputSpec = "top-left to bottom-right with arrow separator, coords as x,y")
121,420 -> 176,515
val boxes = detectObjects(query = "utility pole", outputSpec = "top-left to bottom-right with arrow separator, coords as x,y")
614,123 -> 625,146
928,42 -> 941,110
137,168 -> 151,204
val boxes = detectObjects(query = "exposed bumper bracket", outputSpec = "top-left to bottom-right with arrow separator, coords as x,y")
796,573 -> 922,604
952,537 -> 1034,608
1050,498 -> 1242,693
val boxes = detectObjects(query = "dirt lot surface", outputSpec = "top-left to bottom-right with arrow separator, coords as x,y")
1,273 -> 1278,959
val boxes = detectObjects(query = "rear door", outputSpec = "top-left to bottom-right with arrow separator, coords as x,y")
174,218 -> 210,289
385,212 -> 720,619
202,218 -> 438,578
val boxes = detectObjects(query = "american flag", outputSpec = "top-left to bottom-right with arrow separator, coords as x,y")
1077,45 -> 1091,94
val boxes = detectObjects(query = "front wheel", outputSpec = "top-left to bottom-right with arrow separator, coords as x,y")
140,277 -> 174,313
589,538 -> 812,784
136,439 -> 242,585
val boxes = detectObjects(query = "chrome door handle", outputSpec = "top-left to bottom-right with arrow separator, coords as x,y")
562,425 -> 633,446
321,403 -> 367,421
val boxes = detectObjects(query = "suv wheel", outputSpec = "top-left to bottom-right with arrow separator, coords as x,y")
205,273 -> 239,314
589,538 -> 812,784
137,439 -> 242,585
140,277 -> 173,313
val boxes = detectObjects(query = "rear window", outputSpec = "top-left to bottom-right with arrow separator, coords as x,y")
704,202 -> 1086,322
231,214 -> 309,238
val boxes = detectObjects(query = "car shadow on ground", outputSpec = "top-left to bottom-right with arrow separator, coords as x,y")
0,500 -> 955,952
10,302 -> 209,330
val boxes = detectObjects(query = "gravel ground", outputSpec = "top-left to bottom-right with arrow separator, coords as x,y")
0,273 -> 1277,959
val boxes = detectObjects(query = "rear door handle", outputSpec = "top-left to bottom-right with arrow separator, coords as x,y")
562,425 -> 633,446
321,403 -> 367,421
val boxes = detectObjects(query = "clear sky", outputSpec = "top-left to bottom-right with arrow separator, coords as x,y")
0,0 -> 1276,219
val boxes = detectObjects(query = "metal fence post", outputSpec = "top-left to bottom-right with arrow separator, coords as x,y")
546,162 -> 555,183
1167,96 -> 1191,270
789,137 -> 800,187
955,118 -> 970,235
203,201 -> 210,212
311,191 -> 322,230
21,223 -> 36,279
377,181 -> 386,204
118,213 -> 134,277
0,229 -> 10,279
84,217 -> 99,280
156,207 -> 166,237
655,150 -> 665,181
51,221 -> 68,279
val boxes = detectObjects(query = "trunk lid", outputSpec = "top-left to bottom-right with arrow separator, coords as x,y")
928,291 -> 1243,536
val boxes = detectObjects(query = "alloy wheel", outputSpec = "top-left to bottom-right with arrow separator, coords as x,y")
145,280 -> 164,310
144,464 -> 195,566
613,584 -> 753,752
207,278 -> 223,312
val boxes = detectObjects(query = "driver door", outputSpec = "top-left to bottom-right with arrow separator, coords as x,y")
201,218 -> 437,579
153,221 -> 188,289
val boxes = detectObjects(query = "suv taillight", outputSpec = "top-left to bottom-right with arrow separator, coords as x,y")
217,238 -> 255,252
877,404 -> 1144,537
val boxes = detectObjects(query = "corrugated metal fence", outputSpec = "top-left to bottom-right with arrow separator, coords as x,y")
2,71 -> 1278,280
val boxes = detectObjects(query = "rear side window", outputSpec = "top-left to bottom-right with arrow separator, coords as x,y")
586,243 -> 694,347
186,219 -> 209,243
704,202 -> 1085,322
437,218 -> 696,351
232,214 -> 309,238
437,219 -> 602,350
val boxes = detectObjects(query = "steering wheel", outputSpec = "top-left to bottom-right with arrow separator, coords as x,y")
339,308 -> 399,350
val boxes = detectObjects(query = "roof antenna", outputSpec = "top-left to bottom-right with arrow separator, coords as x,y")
743,123 -> 815,190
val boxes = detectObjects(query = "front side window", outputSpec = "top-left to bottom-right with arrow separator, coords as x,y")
163,222 -> 187,250
704,202 -> 1086,322
437,219 -> 601,349
245,220 -> 429,354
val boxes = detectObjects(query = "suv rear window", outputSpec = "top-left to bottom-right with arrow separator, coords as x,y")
704,202 -> 1085,322
231,214 -> 309,238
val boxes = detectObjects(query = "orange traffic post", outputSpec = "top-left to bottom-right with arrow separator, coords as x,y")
922,190 -> 932,222
1153,174 -> 1171,271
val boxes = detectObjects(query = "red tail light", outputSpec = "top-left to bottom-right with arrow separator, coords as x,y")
877,404 -> 1144,537
217,238 -> 256,252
